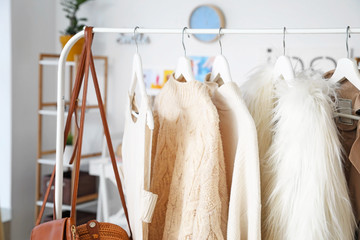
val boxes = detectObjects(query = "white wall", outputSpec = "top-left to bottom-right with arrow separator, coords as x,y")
0,0 -> 12,211
55,0 -> 360,136
11,0 -> 56,239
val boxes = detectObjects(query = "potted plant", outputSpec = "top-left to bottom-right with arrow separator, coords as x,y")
64,132 -> 74,162
59,0 -> 92,61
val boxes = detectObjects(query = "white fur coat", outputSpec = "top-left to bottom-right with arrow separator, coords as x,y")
243,67 -> 355,240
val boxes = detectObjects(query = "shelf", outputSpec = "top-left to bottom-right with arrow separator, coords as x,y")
36,199 -> 98,211
39,108 -> 99,116
38,153 -> 102,167
77,193 -> 98,204
36,53 -> 108,222
39,57 -> 106,67
1,207 -> 11,222
39,59 -> 75,66
89,157 -> 123,177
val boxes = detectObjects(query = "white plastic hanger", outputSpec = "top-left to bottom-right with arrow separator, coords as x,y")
210,28 -> 232,82
129,27 -> 154,130
174,27 -> 195,82
273,27 -> 295,82
329,26 -> 360,90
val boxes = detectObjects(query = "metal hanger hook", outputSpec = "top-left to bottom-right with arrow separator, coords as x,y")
218,27 -> 223,55
346,26 -> 351,58
134,26 -> 139,53
283,27 -> 286,56
182,27 -> 190,57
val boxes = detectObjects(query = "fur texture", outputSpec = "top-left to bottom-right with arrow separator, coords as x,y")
241,65 -> 277,237
263,72 -> 355,240
242,65 -> 276,163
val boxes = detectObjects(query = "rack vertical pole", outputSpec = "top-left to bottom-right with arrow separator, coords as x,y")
55,31 -> 84,219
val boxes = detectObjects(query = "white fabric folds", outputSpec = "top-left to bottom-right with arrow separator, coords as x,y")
122,94 -> 157,240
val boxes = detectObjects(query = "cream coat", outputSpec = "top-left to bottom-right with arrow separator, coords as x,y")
206,75 -> 261,240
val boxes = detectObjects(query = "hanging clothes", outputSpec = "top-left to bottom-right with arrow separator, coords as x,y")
205,74 -> 261,240
261,72 -> 355,240
242,66 -> 276,162
324,71 -> 360,231
242,65 -> 355,239
122,93 -> 158,240
149,74 -> 228,240
241,65 -> 277,236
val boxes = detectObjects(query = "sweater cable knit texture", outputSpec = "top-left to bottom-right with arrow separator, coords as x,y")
149,74 -> 228,240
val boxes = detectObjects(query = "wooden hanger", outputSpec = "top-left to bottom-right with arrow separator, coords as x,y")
174,27 -> 195,82
210,28 -> 232,83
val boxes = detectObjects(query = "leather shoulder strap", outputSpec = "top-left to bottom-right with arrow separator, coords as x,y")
89,50 -> 132,234
69,27 -> 132,236
69,26 -> 93,226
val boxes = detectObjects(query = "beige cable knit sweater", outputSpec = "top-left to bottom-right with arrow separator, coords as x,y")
149,74 -> 228,240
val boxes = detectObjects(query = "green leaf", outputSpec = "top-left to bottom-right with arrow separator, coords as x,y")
65,26 -> 76,35
62,4 -> 75,10
61,0 -> 93,36
62,8 -> 72,13
77,0 -> 88,5
66,133 -> 73,145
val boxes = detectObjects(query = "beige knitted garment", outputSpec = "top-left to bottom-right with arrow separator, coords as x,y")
149,74 -> 228,240
205,75 -> 261,240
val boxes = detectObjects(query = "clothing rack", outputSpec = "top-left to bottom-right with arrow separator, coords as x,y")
54,27 -> 360,219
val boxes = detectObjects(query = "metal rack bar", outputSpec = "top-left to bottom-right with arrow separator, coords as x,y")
74,27 -> 360,35
54,27 -> 360,219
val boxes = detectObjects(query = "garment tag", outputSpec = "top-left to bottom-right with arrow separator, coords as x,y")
338,98 -> 353,125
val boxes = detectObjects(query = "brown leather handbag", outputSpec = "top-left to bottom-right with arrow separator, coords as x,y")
31,27 -> 132,240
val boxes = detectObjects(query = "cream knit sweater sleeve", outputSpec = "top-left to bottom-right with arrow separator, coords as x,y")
149,75 -> 228,240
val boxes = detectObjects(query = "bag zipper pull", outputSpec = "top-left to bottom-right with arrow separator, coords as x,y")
71,225 -> 76,239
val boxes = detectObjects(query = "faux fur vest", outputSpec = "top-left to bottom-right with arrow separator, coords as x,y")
243,67 -> 355,240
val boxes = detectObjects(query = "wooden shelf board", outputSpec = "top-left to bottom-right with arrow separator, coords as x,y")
1,207 -> 11,222
39,59 -> 75,66
36,199 -> 97,211
77,193 -> 98,204
38,153 -> 102,167
39,56 -> 107,66
39,108 -> 99,116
